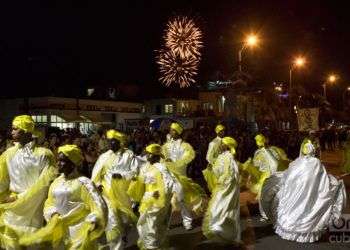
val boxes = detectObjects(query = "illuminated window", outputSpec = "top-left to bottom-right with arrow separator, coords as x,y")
164,104 -> 173,114
203,102 -> 213,110
31,115 -> 47,123
87,88 -> 95,96
179,101 -> 190,113
79,122 -> 94,134
50,115 -> 74,130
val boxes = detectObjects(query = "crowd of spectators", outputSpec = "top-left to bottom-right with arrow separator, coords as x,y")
0,123 -> 349,180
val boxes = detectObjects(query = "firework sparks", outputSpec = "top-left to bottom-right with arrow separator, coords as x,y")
157,49 -> 199,88
165,16 -> 203,59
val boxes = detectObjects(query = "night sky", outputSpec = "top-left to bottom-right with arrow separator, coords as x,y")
1,0 -> 350,102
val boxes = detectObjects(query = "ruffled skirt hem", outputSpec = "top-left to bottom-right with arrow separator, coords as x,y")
275,225 -> 325,243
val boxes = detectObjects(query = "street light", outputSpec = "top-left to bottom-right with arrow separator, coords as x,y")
328,75 -> 337,83
238,34 -> 259,72
323,74 -> 338,101
294,57 -> 305,67
289,56 -> 306,110
246,35 -> 258,47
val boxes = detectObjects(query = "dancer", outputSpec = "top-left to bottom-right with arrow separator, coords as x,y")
20,145 -> 106,249
202,137 -> 241,244
0,115 -> 57,249
91,129 -> 138,250
162,122 -> 205,230
203,124 -> 225,192
162,122 -> 195,177
260,140 -> 347,242
299,130 -> 321,158
128,144 -> 180,249
248,134 -> 289,197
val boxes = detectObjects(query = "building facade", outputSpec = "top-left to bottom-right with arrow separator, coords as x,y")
0,97 -> 145,133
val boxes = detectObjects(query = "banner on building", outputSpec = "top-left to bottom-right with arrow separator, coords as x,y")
297,108 -> 319,131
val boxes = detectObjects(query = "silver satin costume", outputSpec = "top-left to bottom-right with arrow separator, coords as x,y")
20,174 -> 107,249
202,151 -> 241,243
136,162 -> 180,250
162,138 -> 196,229
44,174 -> 106,237
91,149 -> 139,250
253,147 -> 279,174
260,145 -> 347,243
206,137 -> 222,165
0,142 -> 55,233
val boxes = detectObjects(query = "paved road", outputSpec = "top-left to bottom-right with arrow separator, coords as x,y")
125,149 -> 350,249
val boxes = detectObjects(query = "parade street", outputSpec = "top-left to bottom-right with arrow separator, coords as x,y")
125,149 -> 350,250
2,2 -> 350,249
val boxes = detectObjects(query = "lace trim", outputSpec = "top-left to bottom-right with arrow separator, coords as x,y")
275,224 -> 325,243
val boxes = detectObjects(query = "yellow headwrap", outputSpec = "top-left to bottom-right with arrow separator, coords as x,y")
222,137 -> 237,155
215,124 -> 225,134
302,140 -> 315,156
58,144 -> 84,166
170,122 -> 184,135
255,134 -> 266,147
222,136 -> 238,149
106,129 -> 125,142
12,115 -> 35,133
145,144 -> 163,156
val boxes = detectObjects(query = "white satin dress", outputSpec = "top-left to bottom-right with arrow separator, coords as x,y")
260,148 -> 347,243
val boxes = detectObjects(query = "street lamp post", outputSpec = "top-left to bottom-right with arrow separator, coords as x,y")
289,57 -> 305,111
238,47 -> 244,72
343,86 -> 350,110
238,34 -> 258,72
323,74 -> 337,102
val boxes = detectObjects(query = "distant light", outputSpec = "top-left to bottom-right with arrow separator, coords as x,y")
294,57 -> 305,67
347,86 -> 350,91
328,74 -> 337,83
274,86 -> 282,92
87,88 -> 95,96
245,34 -> 258,47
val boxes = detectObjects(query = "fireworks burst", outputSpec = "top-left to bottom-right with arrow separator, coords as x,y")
157,15 -> 203,88
165,16 -> 203,59
157,49 -> 199,88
